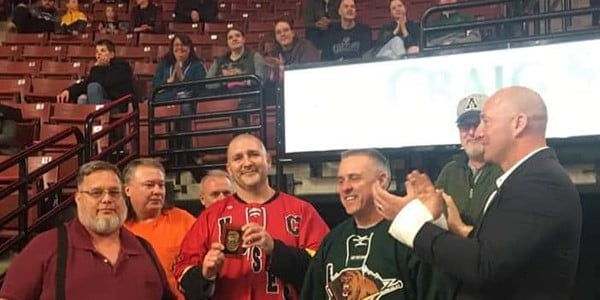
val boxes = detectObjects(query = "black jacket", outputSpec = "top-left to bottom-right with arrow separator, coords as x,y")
415,148 -> 581,300
67,58 -> 133,102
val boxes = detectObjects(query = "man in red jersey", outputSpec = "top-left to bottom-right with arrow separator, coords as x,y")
174,134 -> 330,300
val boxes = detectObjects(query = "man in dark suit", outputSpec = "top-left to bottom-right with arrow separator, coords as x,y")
372,86 -> 582,299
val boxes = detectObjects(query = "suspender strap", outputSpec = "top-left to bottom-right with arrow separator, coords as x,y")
56,224 -> 68,300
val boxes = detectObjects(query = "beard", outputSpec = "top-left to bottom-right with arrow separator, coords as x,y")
463,141 -> 484,159
80,206 -> 127,236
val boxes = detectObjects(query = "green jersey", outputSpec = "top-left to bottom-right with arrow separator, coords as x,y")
300,219 -> 456,300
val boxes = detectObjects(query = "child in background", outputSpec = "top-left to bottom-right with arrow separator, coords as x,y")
98,5 -> 119,34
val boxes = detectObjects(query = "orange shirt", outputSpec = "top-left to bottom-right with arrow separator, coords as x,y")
125,207 -> 196,300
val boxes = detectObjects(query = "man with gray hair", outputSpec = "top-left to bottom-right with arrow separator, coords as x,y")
301,149 -> 455,299
435,94 -> 503,235
0,160 -> 174,300
198,169 -> 235,208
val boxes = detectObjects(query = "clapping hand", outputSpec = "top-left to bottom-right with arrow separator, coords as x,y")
406,170 -> 444,219
372,180 -> 415,221
442,192 -> 473,237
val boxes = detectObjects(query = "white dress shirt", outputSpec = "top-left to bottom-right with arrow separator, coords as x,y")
389,146 -> 549,248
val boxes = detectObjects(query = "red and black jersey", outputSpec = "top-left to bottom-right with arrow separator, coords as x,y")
174,192 -> 330,300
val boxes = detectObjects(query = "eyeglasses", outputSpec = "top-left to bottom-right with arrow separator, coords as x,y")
78,189 -> 122,199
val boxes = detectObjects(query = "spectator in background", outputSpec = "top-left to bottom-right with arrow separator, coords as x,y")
321,0 -> 372,61
173,0 -> 218,23
152,33 -> 205,122
199,169 -> 235,208
268,19 -> 320,66
11,0 -> 59,33
123,158 -> 196,300
375,0 -> 420,55
303,0 -> 340,52
435,94 -> 503,235
152,33 -> 206,162
207,27 -> 266,108
425,0 -> 480,46
60,0 -> 88,35
130,0 -> 161,33
56,39 -> 133,105
97,5 -> 120,34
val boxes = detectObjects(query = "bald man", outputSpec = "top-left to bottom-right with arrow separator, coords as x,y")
174,134 -> 329,300
373,86 -> 582,299
199,169 -> 235,207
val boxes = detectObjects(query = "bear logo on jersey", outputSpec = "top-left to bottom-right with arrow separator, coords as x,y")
324,233 -> 403,300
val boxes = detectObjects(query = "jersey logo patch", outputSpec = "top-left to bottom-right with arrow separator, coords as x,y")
285,215 -> 301,236
324,232 -> 403,299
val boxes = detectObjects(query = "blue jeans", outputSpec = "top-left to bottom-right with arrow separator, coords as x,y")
77,82 -> 109,104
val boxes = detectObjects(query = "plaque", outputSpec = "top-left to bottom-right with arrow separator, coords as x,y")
221,224 -> 244,255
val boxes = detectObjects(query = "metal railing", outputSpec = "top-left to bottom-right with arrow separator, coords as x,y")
0,127 -> 84,254
419,0 -> 600,53
148,75 -> 266,172
84,94 -> 140,168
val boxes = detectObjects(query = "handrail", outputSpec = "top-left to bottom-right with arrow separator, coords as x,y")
419,0 -> 600,51
83,94 -> 139,163
147,74 -> 266,170
0,127 -> 84,253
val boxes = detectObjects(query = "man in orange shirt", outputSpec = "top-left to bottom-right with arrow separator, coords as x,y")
123,158 -> 196,300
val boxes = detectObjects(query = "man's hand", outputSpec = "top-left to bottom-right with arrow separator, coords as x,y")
315,17 -> 330,30
407,171 -> 444,219
201,243 -> 225,280
442,192 -> 473,238
241,223 -> 274,255
191,10 -> 201,23
56,90 -> 69,103
372,182 -> 414,221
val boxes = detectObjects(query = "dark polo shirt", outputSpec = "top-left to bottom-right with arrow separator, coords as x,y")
0,219 -> 167,300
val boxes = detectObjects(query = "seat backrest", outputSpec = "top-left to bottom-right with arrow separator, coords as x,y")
0,61 -> 40,79
247,21 -> 273,33
3,32 -> 47,46
116,46 -> 156,62
38,123 -> 79,146
93,2 -> 128,12
138,33 -> 172,47
168,22 -> 202,34
66,45 -> 97,61
133,62 -> 158,78
197,99 -> 239,113
0,79 -> 30,103
13,102 -> 51,123
50,103 -> 108,126
21,45 -> 67,60
204,22 -> 239,34
94,32 -> 137,46
0,45 -> 22,61
26,78 -> 76,103
39,61 -> 86,79
48,33 -> 93,46
0,192 -> 37,231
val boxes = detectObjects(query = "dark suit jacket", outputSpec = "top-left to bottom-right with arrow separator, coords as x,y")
414,148 -> 581,300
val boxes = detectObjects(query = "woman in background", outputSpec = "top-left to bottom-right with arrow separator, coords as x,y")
375,0 -> 420,54
152,33 -> 206,159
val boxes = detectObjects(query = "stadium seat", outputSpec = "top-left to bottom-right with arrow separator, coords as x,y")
22,45 -> 67,61
39,61 -> 87,79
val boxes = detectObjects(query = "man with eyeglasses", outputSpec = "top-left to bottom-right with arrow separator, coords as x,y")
434,94 -> 503,235
123,158 -> 196,300
0,160 -> 174,300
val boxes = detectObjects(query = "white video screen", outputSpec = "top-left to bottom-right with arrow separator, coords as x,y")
283,39 -> 600,154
